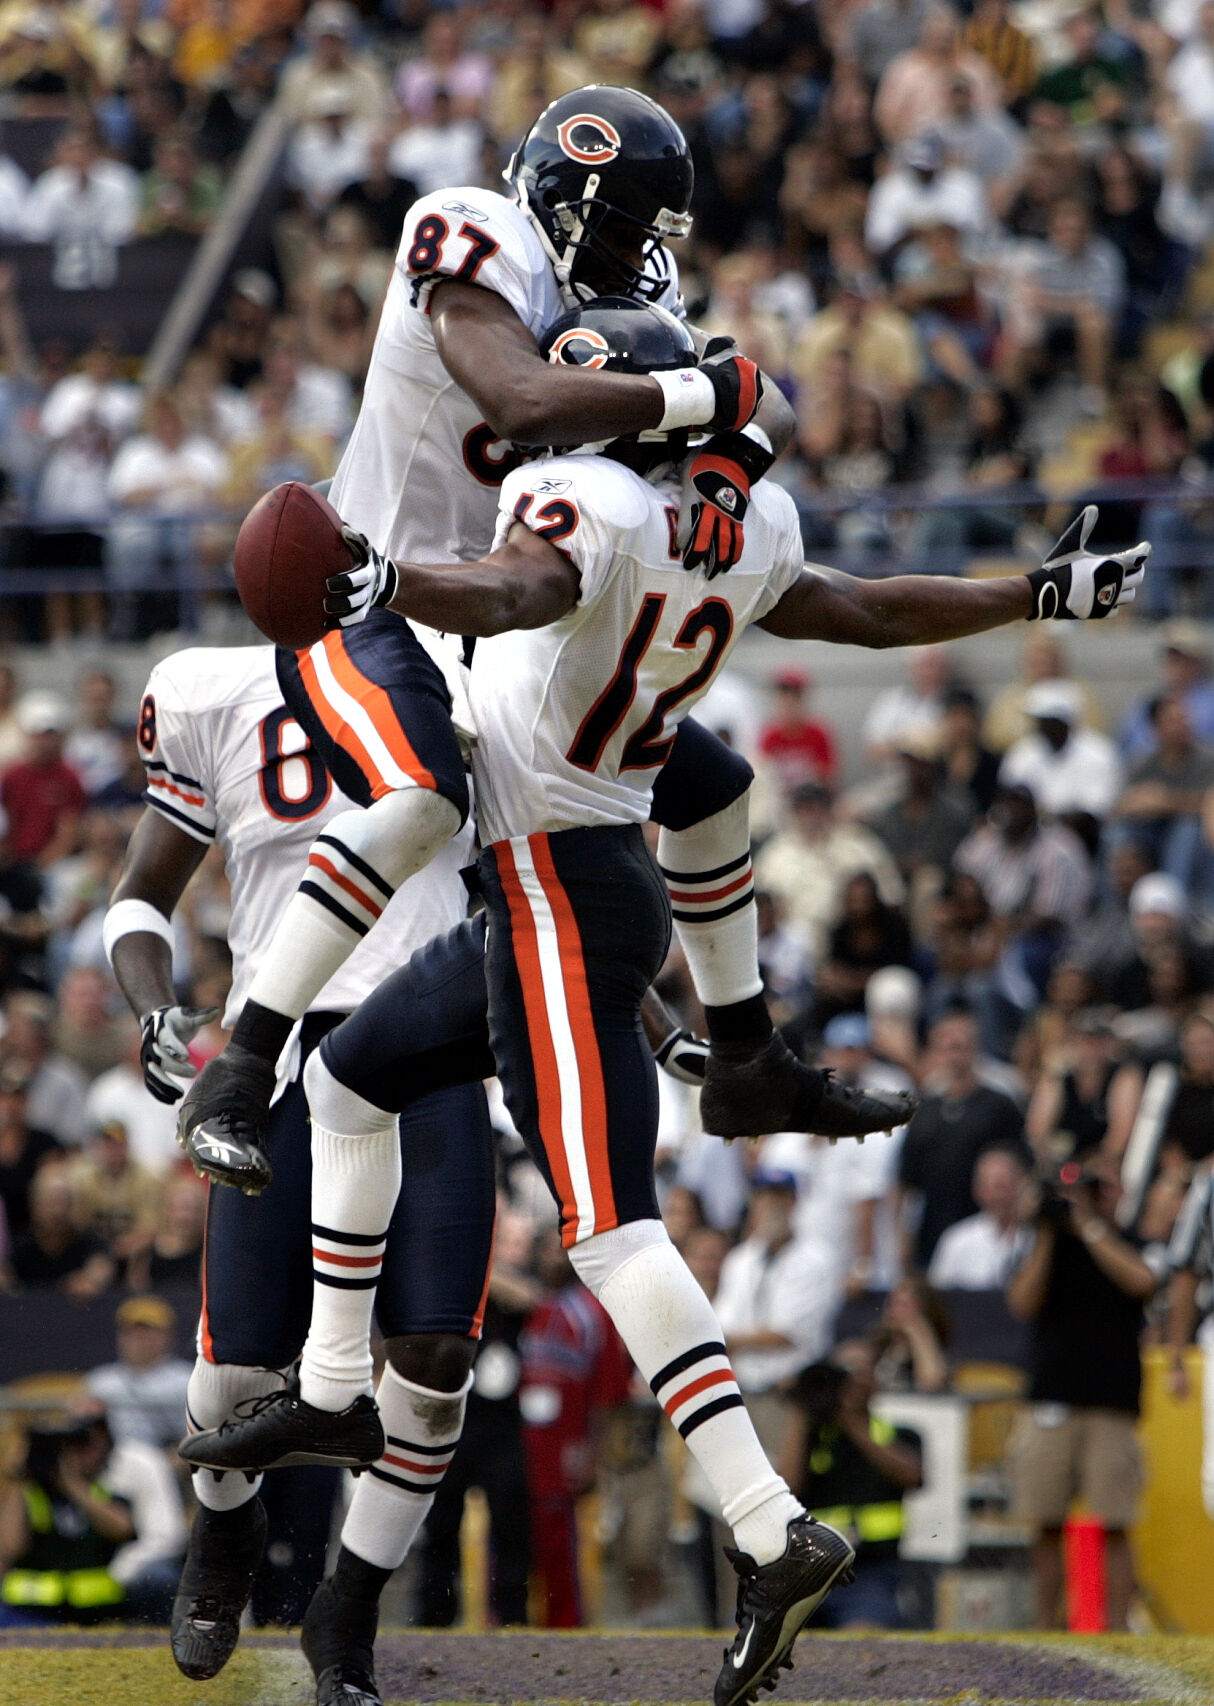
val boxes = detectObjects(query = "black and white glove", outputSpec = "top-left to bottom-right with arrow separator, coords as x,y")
140,1004 -> 220,1104
682,428 -> 776,578
1025,504 -> 1150,620
324,527 -> 399,630
697,337 -> 764,434
653,1026 -> 709,1085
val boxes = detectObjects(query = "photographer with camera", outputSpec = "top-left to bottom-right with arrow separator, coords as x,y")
0,1395 -> 184,1624
1005,1157 -> 1160,1631
778,1341 -> 922,1629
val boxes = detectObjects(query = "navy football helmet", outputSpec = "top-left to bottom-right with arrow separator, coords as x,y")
507,85 -> 694,307
539,295 -> 698,473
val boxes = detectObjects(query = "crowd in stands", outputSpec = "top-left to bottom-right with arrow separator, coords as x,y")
0,0 -> 1210,632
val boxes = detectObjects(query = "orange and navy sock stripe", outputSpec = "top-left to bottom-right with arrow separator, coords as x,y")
658,850 -> 754,925
312,1221 -> 387,1291
370,1432 -> 458,1496
300,831 -> 395,939
649,1341 -> 744,1440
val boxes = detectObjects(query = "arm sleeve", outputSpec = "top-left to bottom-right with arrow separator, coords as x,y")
399,189 -> 537,321
137,663 -> 217,844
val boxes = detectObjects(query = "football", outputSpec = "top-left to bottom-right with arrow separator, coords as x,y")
233,480 -> 353,651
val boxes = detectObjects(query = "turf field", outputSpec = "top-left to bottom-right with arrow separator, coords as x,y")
4,1630 -> 1214,1706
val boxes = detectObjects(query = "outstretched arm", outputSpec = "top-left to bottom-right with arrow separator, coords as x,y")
758,563 -> 1033,648
376,521 -> 581,637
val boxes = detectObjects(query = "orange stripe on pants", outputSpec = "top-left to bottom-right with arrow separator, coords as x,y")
295,642 -> 389,799
495,839 -> 580,1244
528,833 -> 616,1239
322,631 -> 437,791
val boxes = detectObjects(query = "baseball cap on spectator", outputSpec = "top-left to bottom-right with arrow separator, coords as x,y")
17,691 -> 69,735
1129,872 -> 1187,920
116,1295 -> 175,1331
1161,620 -> 1209,663
231,268 -> 277,311
823,1013 -> 871,1050
750,1167 -> 799,1195
866,964 -> 922,1020
307,0 -> 355,36
1024,679 -> 1081,724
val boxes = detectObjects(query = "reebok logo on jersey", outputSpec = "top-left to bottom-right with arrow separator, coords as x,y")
443,200 -> 488,220
556,114 -> 622,165
547,327 -> 610,369
533,478 -> 572,494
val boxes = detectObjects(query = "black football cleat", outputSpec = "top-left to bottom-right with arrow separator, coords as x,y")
170,1497 -> 268,1680
713,1516 -> 855,1706
701,1032 -> 917,1141
303,1576 -> 383,1706
180,1387 -> 385,1472
177,1042 -> 276,1194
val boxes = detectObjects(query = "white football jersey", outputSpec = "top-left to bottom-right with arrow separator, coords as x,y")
327,186 -> 681,569
469,455 -> 804,845
138,647 -> 473,1028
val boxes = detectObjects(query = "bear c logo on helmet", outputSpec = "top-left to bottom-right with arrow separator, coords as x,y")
556,114 -> 623,165
547,327 -> 611,369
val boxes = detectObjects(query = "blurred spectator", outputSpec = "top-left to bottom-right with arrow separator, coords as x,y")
1025,1009 -> 1123,1161
792,276 -> 922,407
869,725 -> 975,884
848,0 -> 932,84
815,871 -> 914,1026
573,0 -> 660,85
1121,625 -> 1214,763
0,1397 -> 185,1624
1034,7 -> 1133,124
927,1145 -> 1031,1287
1006,1160 -> 1158,1631
395,13 -> 491,121
138,130 -> 222,237
519,1229 -> 632,1627
0,1059 -> 59,1238
258,314 -> 352,447
1113,696 -> 1214,891
963,0 -> 1039,104
713,1168 -> 839,1454
891,220 -> 994,388
866,135 -> 987,257
898,1008 -> 1026,1269
86,1021 -> 181,1176
3,992 -> 90,1149
277,2 -> 392,126
205,269 -> 277,392
0,665 -> 24,771
757,668 -> 837,789
754,782 -> 904,960
52,965 -> 124,1080
999,680 -> 1123,823
862,646 -> 954,765
485,13 -> 591,146
39,337 -> 140,447
62,672 -> 127,801
938,688 -> 1002,814
1001,199 -> 1125,410
936,72 -> 1024,203
196,42 -> 277,165
11,1160 -> 113,1296
0,147 -> 27,240
2,693 -> 84,866
874,6 -> 1003,145
388,89 -> 484,196
756,891 -> 814,1025
287,90 -> 374,216
86,1295 -> 191,1450
870,1277 -> 950,1390
22,127 -> 139,292
781,1346 -> 922,1628
225,382 -> 332,509
66,1122 -> 161,1266
126,1169 -> 204,1289
984,633 -> 1105,755
336,133 -> 419,251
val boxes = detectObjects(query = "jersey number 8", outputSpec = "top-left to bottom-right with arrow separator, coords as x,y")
259,707 -> 331,822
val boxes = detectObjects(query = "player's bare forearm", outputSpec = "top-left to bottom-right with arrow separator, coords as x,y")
109,810 -> 205,1016
387,523 -> 580,636
431,280 -> 665,445
758,564 -> 1033,647
754,380 -> 794,456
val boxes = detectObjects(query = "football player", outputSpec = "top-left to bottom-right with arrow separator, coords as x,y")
179,84 -> 891,1198
181,300 -> 1150,1706
106,643 -> 707,1704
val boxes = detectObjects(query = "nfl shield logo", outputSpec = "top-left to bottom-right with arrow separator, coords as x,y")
717,486 -> 738,512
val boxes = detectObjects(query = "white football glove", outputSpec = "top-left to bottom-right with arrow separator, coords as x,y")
1026,504 -> 1150,620
653,1026 -> 709,1085
324,527 -> 399,629
140,1004 -> 220,1104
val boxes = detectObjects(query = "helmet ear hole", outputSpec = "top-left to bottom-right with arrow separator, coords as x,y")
543,190 -> 561,208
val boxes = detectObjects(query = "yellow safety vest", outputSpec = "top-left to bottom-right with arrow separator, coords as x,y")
1,1483 -> 125,1611
807,1416 -> 906,1545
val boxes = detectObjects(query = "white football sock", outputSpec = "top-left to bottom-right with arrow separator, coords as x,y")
245,792 -> 460,1023
571,1222 -> 802,1566
186,1357 -> 281,1510
299,1055 -> 401,1412
656,795 -> 763,1009
341,1365 -> 468,1571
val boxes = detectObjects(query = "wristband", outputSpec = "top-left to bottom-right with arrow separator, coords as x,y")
103,898 -> 174,967
652,367 -> 718,432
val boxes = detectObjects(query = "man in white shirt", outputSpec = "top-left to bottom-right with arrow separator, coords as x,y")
865,133 -> 987,257
999,679 -> 1123,821
928,1145 -> 1032,1288
86,1295 -> 193,1451
22,128 -> 138,290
